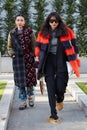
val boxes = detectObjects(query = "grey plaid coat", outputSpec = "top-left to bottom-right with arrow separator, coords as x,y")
7,27 -> 37,88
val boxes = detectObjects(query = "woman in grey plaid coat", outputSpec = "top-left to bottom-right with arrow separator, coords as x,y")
7,14 -> 37,110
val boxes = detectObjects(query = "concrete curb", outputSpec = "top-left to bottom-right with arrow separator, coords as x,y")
0,80 -> 15,130
67,81 -> 87,116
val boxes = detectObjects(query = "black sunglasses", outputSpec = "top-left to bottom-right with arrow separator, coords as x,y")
49,19 -> 58,23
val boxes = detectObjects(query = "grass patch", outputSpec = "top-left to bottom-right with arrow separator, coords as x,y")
76,82 -> 87,94
0,82 -> 7,100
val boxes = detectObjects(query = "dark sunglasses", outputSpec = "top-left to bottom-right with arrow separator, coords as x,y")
49,19 -> 58,23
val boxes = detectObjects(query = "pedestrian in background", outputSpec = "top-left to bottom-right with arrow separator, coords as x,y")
7,14 -> 37,110
35,12 -> 80,124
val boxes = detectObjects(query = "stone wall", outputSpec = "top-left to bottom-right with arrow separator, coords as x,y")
1,57 -> 13,73
79,57 -> 87,73
0,52 -> 1,73
0,57 -> 87,73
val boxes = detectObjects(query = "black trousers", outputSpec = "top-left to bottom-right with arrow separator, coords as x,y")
44,53 -> 68,119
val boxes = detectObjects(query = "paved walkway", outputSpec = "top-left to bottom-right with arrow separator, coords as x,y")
6,74 -> 87,130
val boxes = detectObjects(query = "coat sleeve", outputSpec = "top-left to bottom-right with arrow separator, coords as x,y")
68,28 -> 81,73
34,32 -> 41,57
7,33 -> 15,57
31,32 -> 36,52
68,27 -> 79,54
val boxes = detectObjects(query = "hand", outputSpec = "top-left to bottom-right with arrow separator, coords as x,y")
12,54 -> 15,58
35,57 -> 39,68
35,56 -> 39,62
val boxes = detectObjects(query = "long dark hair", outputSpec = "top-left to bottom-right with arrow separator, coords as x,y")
40,12 -> 68,37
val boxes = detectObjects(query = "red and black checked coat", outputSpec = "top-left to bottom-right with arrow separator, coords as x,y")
35,27 -> 80,78
8,27 -> 37,88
